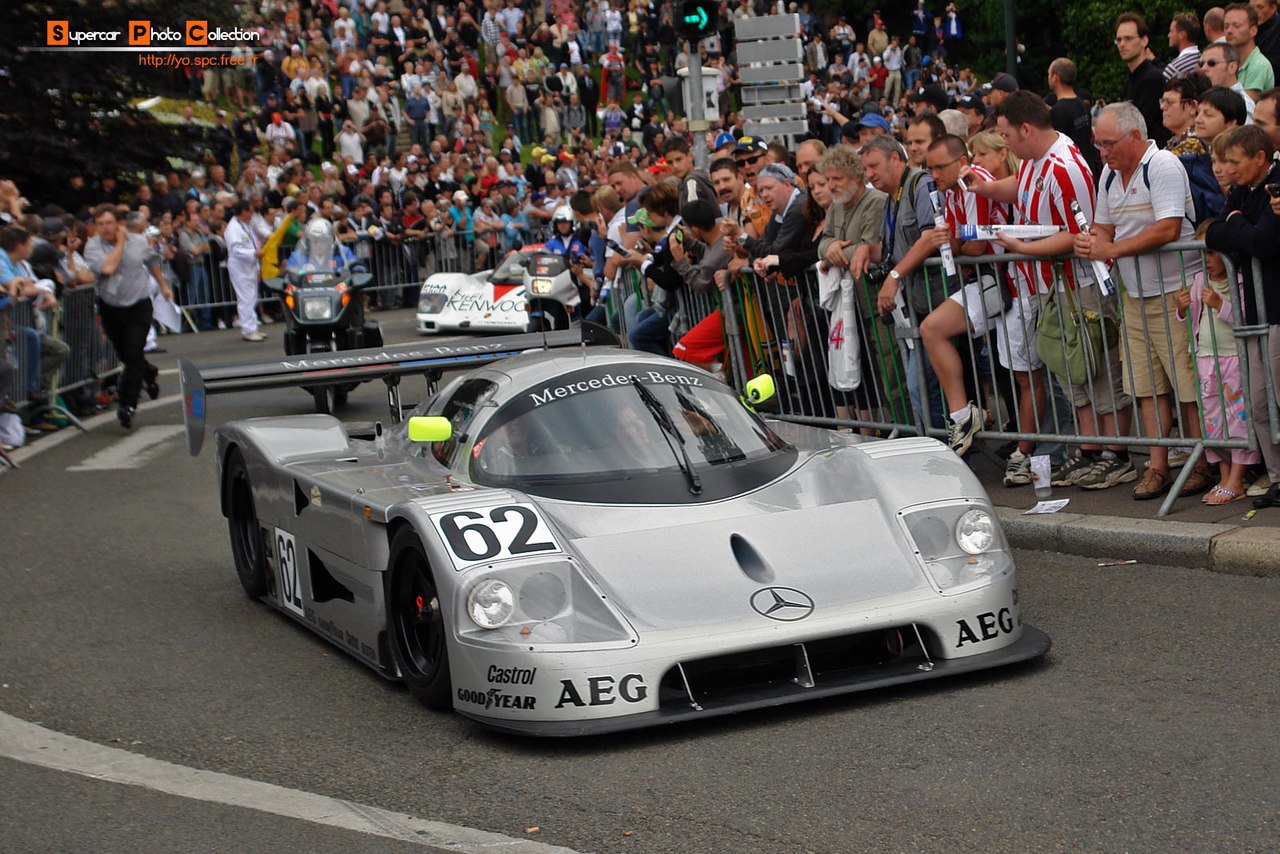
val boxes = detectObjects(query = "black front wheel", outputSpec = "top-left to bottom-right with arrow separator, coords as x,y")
225,447 -> 268,599
387,527 -> 452,709
312,385 -> 337,414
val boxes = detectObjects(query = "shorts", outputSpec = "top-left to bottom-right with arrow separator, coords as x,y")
1120,291 -> 1198,401
1041,285 -> 1131,415
992,292 -> 1042,373
947,277 -> 1005,339
673,309 -> 724,365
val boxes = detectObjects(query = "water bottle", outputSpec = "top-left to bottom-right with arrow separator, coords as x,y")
1031,454 -> 1052,499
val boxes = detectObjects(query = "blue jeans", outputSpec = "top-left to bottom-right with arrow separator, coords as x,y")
907,345 -> 946,432
628,306 -> 671,355
188,264 -> 213,330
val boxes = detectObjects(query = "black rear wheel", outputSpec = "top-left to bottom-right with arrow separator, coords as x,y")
387,526 -> 451,709
225,448 -> 268,598
312,385 -> 337,414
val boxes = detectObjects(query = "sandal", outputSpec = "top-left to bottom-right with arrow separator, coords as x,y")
1179,466 -> 1216,497
1203,485 -> 1245,506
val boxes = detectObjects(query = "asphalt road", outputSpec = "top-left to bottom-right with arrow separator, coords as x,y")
2,314 -> 1278,852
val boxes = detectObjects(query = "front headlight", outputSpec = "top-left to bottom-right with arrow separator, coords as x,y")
418,292 -> 448,313
900,501 -> 1009,595
455,561 -> 636,648
956,508 -> 996,555
530,277 -> 553,295
467,579 -> 514,628
302,296 -> 333,320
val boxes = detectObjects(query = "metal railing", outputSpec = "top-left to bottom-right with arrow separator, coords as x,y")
708,242 -> 1278,517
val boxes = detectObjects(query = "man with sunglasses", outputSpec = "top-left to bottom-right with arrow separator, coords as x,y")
1200,42 -> 1257,120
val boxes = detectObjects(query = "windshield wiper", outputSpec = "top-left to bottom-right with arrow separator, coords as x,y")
630,375 -> 702,495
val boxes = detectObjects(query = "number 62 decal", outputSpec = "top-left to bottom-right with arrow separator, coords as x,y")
429,503 -> 562,570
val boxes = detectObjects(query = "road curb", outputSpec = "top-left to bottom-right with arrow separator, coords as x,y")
995,506 -> 1279,577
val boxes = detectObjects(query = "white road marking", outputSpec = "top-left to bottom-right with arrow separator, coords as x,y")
0,711 -> 576,852
66,425 -> 186,471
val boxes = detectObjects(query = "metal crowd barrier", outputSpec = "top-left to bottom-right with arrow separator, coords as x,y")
709,242 -> 1277,518
4,286 -> 119,433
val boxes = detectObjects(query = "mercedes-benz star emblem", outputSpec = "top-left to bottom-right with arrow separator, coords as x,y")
750,587 -> 815,621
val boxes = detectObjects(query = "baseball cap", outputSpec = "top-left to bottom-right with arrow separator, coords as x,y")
990,72 -> 1019,93
714,131 -> 736,149
191,168 -> 206,179
857,113 -> 891,132
626,207 -> 658,228
40,217 -> 67,238
734,135 -> 768,155
908,85 -> 950,112
956,93 -> 986,112
453,190 -> 469,202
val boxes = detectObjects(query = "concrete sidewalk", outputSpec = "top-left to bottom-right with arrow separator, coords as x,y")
969,450 -> 1280,577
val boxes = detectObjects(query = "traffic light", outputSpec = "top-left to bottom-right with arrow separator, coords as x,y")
676,0 -> 717,40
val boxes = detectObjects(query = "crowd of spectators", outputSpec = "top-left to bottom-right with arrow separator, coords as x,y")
2,1 -> 1278,512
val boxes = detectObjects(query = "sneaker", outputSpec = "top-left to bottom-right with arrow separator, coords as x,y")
1003,450 -> 1033,486
1077,451 -> 1138,490
1246,474 -> 1271,497
242,331 -> 267,342
1167,448 -> 1190,469
216,319 -> 227,330
260,314 -> 275,325
946,402 -> 984,456
117,404 -> 135,429
1052,452 -> 1096,487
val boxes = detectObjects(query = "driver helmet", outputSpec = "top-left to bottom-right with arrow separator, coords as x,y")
302,216 -> 336,270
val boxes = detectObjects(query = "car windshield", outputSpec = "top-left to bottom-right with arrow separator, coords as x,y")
470,366 -> 790,495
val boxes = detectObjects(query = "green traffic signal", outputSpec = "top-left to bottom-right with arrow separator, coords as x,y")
677,0 -> 715,38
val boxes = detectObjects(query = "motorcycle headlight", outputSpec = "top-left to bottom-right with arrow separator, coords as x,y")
956,509 -> 996,555
467,579 -> 515,629
302,296 -> 333,320
530,277 -> 553,295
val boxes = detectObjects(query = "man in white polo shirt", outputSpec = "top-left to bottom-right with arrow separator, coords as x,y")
1074,102 -> 1215,500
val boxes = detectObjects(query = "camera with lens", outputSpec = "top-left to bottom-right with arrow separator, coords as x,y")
865,261 -> 893,287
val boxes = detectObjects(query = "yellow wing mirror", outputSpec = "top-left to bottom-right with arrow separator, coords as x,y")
743,374 -> 776,408
407,416 -> 453,443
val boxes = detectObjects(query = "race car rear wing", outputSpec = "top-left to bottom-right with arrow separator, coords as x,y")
178,323 -> 621,455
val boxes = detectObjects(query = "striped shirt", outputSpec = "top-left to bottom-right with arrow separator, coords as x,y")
1164,45 -> 1201,80
944,164 -> 1020,294
1013,132 -> 1097,293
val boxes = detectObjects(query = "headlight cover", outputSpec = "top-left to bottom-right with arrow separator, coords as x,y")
900,500 -> 1010,596
455,560 -> 636,649
467,579 -> 515,628
301,296 -> 334,320
418,292 -> 448,313
530,277 -> 553,295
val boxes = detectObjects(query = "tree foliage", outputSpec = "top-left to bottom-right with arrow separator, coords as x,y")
809,0 -> 1191,100
0,0 -> 238,206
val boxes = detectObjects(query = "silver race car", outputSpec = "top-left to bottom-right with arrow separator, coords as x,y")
180,328 -> 1049,736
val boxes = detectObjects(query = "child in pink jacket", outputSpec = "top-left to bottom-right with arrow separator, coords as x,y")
1175,242 -> 1261,505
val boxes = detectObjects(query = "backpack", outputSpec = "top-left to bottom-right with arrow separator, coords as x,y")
1103,152 -> 1224,226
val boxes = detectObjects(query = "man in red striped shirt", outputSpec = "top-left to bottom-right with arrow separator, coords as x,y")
918,135 -> 1050,481
965,91 -> 1136,491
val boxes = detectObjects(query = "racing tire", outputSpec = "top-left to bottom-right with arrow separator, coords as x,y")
225,448 -> 268,599
312,385 -> 337,415
387,527 -> 452,709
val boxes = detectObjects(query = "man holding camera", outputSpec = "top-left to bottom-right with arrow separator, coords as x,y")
861,134 -> 954,431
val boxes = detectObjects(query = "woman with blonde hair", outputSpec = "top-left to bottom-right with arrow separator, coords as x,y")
967,130 -> 1019,180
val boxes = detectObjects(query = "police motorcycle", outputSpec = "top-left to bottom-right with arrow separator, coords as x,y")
526,206 -> 592,332
263,217 -> 383,414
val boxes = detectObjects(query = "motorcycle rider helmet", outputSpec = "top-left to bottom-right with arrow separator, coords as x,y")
552,206 -> 574,233
301,216 -> 336,271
